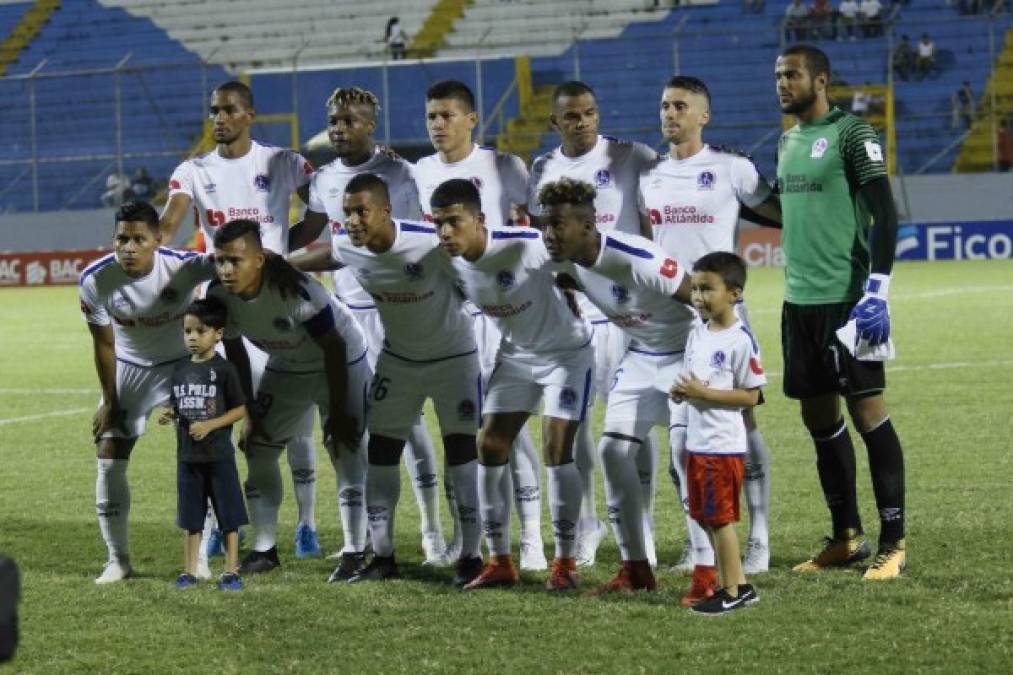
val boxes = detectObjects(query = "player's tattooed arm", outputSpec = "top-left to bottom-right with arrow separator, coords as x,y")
88,323 -> 124,440
287,209 -> 330,252
741,194 -> 782,229
158,192 -> 193,243
315,330 -> 361,454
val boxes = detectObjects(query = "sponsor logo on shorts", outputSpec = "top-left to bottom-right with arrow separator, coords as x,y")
558,386 -> 578,410
254,174 -> 271,192
697,170 -> 715,190
457,399 -> 476,421
404,262 -> 424,281
710,350 -> 727,368
611,284 -> 630,304
496,270 -> 515,289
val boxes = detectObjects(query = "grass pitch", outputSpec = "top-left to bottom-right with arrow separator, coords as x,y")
0,260 -> 1011,673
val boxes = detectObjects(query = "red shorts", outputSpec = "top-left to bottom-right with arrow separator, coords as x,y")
687,453 -> 745,528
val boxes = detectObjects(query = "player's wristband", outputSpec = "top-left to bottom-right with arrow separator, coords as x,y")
864,273 -> 891,299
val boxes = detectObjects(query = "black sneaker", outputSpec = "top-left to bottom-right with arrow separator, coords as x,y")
238,547 -> 281,575
327,552 -> 366,583
690,585 -> 759,616
452,555 -> 484,588
347,555 -> 400,583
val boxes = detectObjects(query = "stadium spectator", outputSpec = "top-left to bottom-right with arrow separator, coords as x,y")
811,0 -> 835,38
129,167 -> 153,200
915,33 -> 936,78
785,0 -> 810,41
837,0 -> 859,40
998,118 -> 1013,171
892,34 -> 914,80
851,88 -> 870,116
859,0 -> 882,37
384,17 -> 408,60
101,171 -> 130,208
743,0 -> 766,13
951,81 -> 975,129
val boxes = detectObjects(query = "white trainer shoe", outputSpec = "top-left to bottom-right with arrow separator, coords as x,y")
94,557 -> 133,585
575,520 -> 608,568
519,533 -> 548,571
421,531 -> 451,567
742,538 -> 770,574
195,559 -> 213,580
668,538 -> 695,575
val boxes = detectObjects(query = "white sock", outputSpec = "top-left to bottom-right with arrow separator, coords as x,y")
244,445 -> 284,552
448,460 -> 481,558
636,430 -> 658,553
574,417 -> 599,534
511,424 -> 542,538
96,458 -> 130,561
670,426 -> 715,565
546,462 -> 582,560
745,427 -> 771,545
200,505 -> 216,562
443,458 -> 462,554
404,420 -> 442,537
600,438 -> 646,561
478,463 -> 512,556
286,435 -> 317,530
365,464 -> 400,557
330,444 -> 368,554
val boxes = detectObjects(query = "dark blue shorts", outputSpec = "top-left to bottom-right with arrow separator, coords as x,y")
176,459 -> 248,533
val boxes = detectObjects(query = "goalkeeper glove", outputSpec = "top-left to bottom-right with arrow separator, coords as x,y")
850,273 -> 891,346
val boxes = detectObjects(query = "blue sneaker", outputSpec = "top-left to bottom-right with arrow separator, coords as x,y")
294,524 -> 322,558
216,572 -> 243,591
206,529 -> 224,558
175,573 -> 198,589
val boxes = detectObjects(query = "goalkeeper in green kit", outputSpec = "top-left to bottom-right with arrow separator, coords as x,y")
774,45 -> 906,580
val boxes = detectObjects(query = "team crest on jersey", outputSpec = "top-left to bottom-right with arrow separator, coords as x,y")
710,350 -> 727,368
159,287 -> 179,303
209,368 -> 217,382
810,137 -> 829,159
594,169 -> 612,188
496,270 -> 515,289
470,176 -> 483,190
697,171 -> 715,190
457,399 -> 476,421
404,262 -> 424,280
611,284 -> 630,304
254,173 -> 271,192
111,292 -> 130,311
273,317 -> 293,332
558,387 -> 578,410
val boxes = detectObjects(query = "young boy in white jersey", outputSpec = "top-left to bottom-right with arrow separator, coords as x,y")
414,80 -> 548,570
159,298 -> 248,591
289,86 -> 452,566
432,178 -> 592,592
207,220 -> 371,580
79,202 -> 217,584
671,252 -> 766,615
309,173 -> 485,587
528,81 -> 662,568
640,75 -> 782,576
538,178 -> 696,594
160,80 -> 324,559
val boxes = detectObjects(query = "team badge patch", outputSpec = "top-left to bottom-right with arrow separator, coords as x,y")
254,173 -> 271,192
660,258 -> 679,279
169,179 -> 181,190
496,270 -> 515,289
594,168 -> 612,188
749,356 -> 764,375
696,171 -> 715,190
558,387 -> 578,410
611,284 -> 630,304
810,137 -> 829,159
710,350 -> 727,368
457,399 -> 476,421
404,262 -> 424,280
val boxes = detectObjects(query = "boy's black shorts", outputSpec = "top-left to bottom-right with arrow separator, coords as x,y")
781,301 -> 886,400
176,458 -> 249,533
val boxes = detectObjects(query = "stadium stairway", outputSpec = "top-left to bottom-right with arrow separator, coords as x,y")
0,0 -> 56,76
411,0 -> 474,58
954,27 -> 1013,172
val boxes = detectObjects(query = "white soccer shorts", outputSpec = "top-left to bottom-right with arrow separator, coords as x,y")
591,320 -> 629,405
604,347 -> 687,434
473,312 -> 502,384
483,343 -> 595,421
349,306 -> 385,371
367,350 -> 482,440
98,357 -> 184,439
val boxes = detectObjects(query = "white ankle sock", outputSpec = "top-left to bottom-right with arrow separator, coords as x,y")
745,427 -> 771,545
511,424 -> 542,538
331,443 -> 368,554
244,445 -> 284,552
573,417 -> 598,530
365,464 -> 400,557
478,463 -> 512,556
600,438 -> 646,561
286,435 -> 317,529
96,458 -> 130,561
448,460 -> 480,558
546,462 -> 582,560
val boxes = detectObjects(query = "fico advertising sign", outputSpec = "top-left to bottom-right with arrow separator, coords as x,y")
0,249 -> 109,286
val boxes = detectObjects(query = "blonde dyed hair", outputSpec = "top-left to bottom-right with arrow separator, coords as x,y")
538,177 -> 597,210
326,87 -> 381,115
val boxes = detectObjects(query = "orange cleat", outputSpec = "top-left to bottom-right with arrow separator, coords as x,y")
680,564 -> 719,607
587,560 -> 657,596
545,557 -> 579,592
461,555 -> 519,591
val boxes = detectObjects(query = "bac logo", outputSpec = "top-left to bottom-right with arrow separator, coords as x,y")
169,179 -> 181,190
648,208 -> 662,225
749,356 -> 764,375
660,258 -> 678,278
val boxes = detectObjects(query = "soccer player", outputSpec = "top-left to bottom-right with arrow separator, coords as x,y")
538,178 -> 694,594
432,179 -> 592,592
775,45 -> 906,579
673,252 -> 766,615
414,79 -> 548,570
314,173 -> 484,586
159,80 -> 324,559
159,298 -> 248,591
206,220 -> 371,577
288,86 -> 452,566
79,201 -> 217,584
639,75 -> 782,576
528,80 -> 661,568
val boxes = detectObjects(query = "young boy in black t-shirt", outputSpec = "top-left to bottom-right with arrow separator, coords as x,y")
159,298 -> 248,590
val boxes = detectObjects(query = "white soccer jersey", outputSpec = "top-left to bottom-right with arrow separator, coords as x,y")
332,219 -> 475,361
639,145 -> 771,268
413,144 -> 529,228
450,227 -> 590,357
682,319 -> 767,454
206,274 -> 366,372
79,249 -> 216,367
568,230 -> 695,354
168,140 -> 314,255
309,151 -> 422,308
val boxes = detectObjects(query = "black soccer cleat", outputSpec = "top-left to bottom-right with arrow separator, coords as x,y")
690,584 -> 759,616
327,552 -> 366,583
238,547 -> 281,575
347,555 -> 400,583
452,555 -> 484,588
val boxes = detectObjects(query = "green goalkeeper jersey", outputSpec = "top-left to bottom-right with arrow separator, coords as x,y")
776,107 -> 887,305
